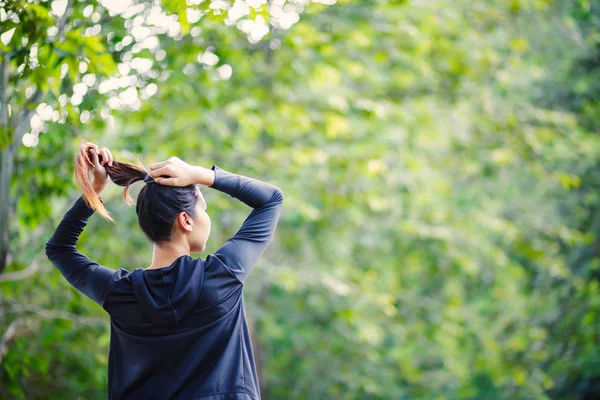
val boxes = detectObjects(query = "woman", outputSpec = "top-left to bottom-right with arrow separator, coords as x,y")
44,142 -> 284,399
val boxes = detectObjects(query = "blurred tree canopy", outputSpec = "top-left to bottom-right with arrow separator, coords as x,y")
1,0 -> 600,399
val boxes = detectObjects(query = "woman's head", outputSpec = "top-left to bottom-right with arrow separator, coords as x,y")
74,150 -> 211,252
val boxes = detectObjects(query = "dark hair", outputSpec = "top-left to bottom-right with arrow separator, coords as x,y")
74,148 -> 201,243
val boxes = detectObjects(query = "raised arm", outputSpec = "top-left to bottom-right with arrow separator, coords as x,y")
207,164 -> 284,283
44,196 -> 116,306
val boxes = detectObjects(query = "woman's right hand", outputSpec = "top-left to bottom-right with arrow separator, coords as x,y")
148,156 -> 199,187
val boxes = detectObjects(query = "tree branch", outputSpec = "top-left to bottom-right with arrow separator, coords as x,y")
10,89 -> 43,153
0,304 -> 106,364
0,53 -> 8,128
57,0 -> 75,41
4,303 -> 106,326
0,258 -> 44,283
0,318 -> 24,364
0,221 -> 51,282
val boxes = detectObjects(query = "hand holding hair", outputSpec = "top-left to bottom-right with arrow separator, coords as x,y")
75,142 -> 114,196
149,156 -> 215,187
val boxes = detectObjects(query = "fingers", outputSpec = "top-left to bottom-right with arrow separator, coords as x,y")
149,164 -> 178,186
149,160 -> 169,170
98,148 -> 107,166
150,165 -> 172,178
153,176 -> 176,186
80,142 -> 114,168
82,142 -> 98,154
80,142 -> 97,165
89,149 -> 102,168
98,148 -> 113,166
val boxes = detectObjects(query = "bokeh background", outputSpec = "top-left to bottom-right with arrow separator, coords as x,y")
1,0 -> 600,398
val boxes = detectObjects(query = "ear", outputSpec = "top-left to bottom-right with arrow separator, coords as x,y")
177,211 -> 194,232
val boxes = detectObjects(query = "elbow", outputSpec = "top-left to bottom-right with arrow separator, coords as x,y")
44,241 -> 63,258
272,188 -> 284,205
44,242 -> 54,258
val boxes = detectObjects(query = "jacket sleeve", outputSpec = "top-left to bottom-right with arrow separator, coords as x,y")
208,164 -> 284,283
44,195 -> 116,306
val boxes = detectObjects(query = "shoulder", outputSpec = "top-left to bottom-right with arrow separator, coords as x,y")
203,254 -> 237,279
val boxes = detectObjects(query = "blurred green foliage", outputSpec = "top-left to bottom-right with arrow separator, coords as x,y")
1,0 -> 600,399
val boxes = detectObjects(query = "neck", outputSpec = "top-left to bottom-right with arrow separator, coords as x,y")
147,241 -> 190,270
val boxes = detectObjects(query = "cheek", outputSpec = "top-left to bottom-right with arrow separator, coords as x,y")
202,212 -> 210,231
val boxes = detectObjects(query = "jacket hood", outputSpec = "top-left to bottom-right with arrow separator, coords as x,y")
129,255 -> 205,324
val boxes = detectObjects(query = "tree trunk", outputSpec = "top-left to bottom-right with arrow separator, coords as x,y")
0,53 -> 10,273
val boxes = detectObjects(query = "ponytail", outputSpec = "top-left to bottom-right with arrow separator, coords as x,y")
74,148 -> 149,222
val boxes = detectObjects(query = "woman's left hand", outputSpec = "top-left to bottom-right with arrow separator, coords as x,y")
76,142 -> 114,195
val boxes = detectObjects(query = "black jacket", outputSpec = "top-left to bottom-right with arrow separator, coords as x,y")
45,165 -> 283,399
